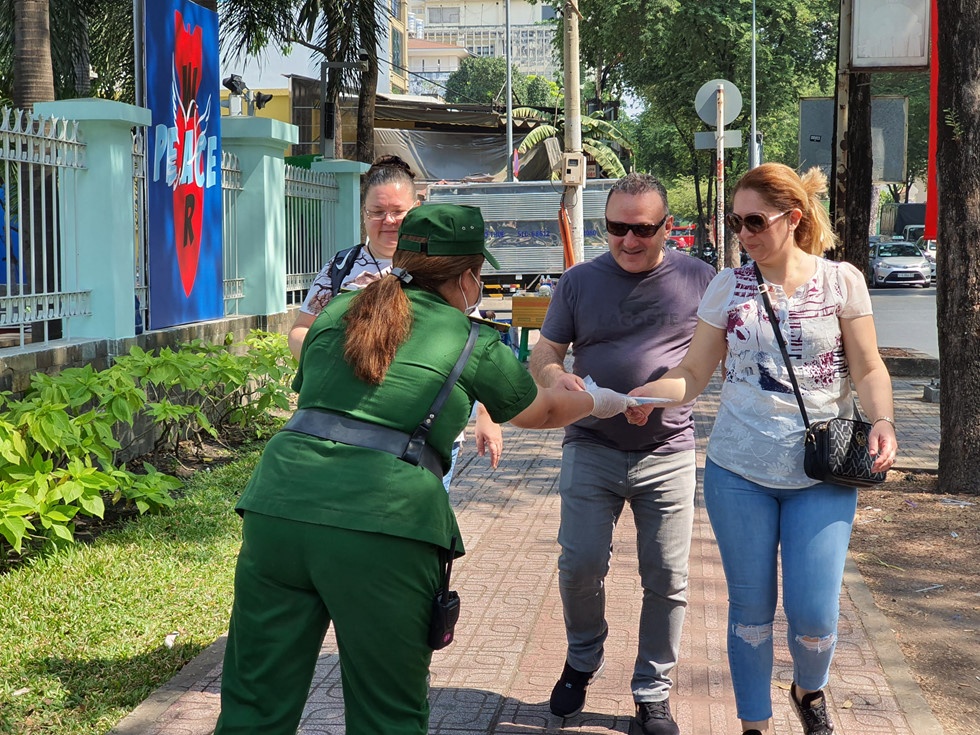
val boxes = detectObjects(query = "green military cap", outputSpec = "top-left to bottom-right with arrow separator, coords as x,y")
397,203 -> 500,269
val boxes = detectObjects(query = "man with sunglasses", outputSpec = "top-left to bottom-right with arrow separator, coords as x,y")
529,174 -> 715,735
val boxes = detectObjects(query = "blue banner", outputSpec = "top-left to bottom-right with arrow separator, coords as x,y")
145,0 -> 222,329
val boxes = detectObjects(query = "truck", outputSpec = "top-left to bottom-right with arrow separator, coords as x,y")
426,179 -> 619,290
879,202 -> 925,239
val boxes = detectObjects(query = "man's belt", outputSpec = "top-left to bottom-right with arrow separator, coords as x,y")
282,408 -> 446,478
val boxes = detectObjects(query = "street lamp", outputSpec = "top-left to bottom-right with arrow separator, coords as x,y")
222,75 -> 272,116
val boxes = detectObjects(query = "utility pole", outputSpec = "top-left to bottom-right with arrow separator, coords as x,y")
563,0 -> 584,263
715,84 -> 727,270
505,0 -> 514,181
749,0 -> 759,169
830,0 -> 853,237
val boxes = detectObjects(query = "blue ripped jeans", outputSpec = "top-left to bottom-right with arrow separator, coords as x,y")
703,459 -> 858,722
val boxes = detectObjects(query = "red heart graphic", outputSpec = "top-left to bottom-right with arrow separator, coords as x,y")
172,11 -> 204,297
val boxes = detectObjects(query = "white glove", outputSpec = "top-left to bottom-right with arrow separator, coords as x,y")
587,386 -> 629,419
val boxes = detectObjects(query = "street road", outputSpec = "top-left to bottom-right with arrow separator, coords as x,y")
870,285 -> 938,358
485,285 -> 940,359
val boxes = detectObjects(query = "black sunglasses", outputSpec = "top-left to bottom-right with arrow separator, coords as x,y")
605,214 -> 668,238
724,210 -> 791,235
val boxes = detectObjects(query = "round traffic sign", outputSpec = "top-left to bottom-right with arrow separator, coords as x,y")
695,79 -> 743,126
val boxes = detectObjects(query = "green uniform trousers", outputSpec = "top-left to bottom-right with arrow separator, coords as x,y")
214,512 -> 442,735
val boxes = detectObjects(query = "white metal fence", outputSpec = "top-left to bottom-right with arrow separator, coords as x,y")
284,165 -> 338,305
2,106 -> 344,352
221,151 -> 244,315
0,107 -> 89,348
133,130 -> 149,333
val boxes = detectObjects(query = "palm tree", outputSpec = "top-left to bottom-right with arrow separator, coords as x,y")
221,0 -> 387,163
12,0 -> 55,109
3,0 -> 386,162
3,0 -> 140,106
513,107 -> 632,179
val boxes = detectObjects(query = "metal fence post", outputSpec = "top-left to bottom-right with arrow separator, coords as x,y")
33,99 -> 151,340
311,159 -> 369,263
221,117 -> 298,317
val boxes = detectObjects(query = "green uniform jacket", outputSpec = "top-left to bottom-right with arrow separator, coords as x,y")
237,287 -> 537,554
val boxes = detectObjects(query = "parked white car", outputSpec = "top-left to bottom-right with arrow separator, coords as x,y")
914,236 -> 938,282
869,241 -> 932,288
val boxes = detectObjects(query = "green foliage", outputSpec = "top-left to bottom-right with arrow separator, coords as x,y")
664,176 -> 703,223
514,107 -> 633,178
577,0 -> 838,223
0,331 -> 294,561
0,452 -> 255,735
444,57 -> 562,107
525,75 -> 562,108
0,0 -> 138,103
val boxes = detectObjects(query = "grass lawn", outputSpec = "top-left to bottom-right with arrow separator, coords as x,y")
0,450 -> 260,735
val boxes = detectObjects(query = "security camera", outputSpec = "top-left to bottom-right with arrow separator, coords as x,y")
358,48 -> 369,71
254,91 -> 273,110
222,74 -> 247,95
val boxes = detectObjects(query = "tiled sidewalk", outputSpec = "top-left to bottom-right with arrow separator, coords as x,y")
109,376 -> 943,735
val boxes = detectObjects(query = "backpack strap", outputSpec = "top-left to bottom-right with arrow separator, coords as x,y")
328,244 -> 365,297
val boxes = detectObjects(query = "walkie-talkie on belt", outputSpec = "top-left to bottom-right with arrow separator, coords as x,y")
428,536 -> 460,649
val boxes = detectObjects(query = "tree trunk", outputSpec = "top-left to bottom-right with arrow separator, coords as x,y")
356,57 -> 378,164
323,23 -> 345,159
936,0 -> 980,494
13,0 -> 55,110
840,72 -> 873,275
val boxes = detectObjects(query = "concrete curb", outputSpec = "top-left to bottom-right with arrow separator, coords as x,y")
843,558 -> 946,735
106,636 -> 227,735
881,350 -> 939,378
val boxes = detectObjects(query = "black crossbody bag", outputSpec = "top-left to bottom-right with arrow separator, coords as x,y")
754,263 -> 886,488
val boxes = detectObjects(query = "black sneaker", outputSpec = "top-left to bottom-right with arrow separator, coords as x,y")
548,659 -> 604,717
633,699 -> 679,735
790,683 -> 835,734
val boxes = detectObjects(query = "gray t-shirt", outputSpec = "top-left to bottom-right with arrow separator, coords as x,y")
540,250 -> 716,452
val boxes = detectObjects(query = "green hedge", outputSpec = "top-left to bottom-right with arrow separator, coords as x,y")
0,331 -> 294,562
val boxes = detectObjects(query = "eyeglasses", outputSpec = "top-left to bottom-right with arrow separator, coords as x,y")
605,214 -> 668,238
364,209 -> 411,222
724,210 -> 791,235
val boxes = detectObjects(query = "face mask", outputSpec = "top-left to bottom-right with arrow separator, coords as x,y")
459,272 -> 481,316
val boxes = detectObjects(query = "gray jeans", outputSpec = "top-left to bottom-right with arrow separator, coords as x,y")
557,442 -> 696,702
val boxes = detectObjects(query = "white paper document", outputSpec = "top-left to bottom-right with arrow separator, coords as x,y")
582,375 -> 674,408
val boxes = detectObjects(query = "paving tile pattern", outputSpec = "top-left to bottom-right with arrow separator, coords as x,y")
111,377 -> 941,735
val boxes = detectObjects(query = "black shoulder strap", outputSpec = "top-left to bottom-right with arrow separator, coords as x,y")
328,244 -> 364,297
753,263 -> 812,428
402,322 -> 481,466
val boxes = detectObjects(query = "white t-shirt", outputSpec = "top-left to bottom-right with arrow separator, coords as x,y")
698,257 -> 873,488
300,244 -> 392,316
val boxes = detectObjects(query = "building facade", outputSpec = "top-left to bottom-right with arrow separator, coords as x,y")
408,0 -> 558,79
407,38 -> 470,96
383,0 -> 411,94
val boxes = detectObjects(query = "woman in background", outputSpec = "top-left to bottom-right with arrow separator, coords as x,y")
287,155 -> 502,482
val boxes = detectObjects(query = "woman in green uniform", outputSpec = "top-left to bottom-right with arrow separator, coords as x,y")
213,204 -> 629,735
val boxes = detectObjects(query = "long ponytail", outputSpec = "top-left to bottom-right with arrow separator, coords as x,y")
343,251 -> 484,384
